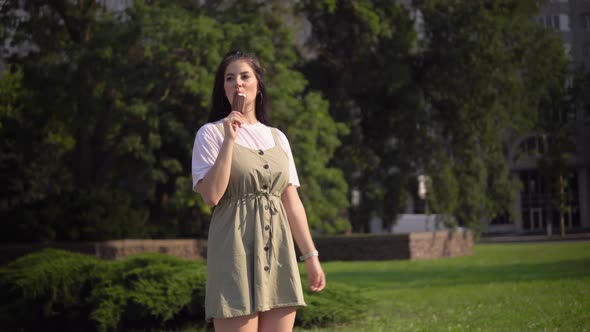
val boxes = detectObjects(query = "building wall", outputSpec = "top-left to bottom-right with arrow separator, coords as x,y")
579,167 -> 590,228
569,0 -> 590,68
496,0 -> 590,234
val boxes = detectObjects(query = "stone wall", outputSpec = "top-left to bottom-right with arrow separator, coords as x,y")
0,230 -> 472,264
314,229 -> 473,261
408,229 -> 474,260
0,239 -> 208,265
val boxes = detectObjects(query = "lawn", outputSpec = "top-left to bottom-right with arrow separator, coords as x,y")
296,241 -> 590,332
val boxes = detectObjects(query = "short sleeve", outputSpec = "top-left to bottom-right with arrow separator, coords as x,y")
192,124 -> 223,191
276,130 -> 301,187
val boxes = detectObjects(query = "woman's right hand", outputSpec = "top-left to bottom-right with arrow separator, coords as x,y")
223,111 -> 244,141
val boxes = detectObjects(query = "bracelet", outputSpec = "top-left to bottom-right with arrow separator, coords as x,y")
299,250 -> 319,262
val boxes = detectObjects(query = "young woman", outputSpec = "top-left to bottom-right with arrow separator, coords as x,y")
192,51 -> 325,332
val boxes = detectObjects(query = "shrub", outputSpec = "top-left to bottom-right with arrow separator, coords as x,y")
297,283 -> 369,329
0,249 -> 99,330
0,249 -> 207,331
89,253 -> 206,331
0,249 -> 367,331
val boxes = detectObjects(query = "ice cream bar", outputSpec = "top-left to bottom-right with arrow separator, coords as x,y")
232,93 -> 246,113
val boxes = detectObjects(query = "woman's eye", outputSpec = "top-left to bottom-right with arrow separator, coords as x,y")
225,77 -> 233,82
242,75 -> 250,80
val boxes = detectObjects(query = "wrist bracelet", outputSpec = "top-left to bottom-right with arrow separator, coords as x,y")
299,250 -> 319,262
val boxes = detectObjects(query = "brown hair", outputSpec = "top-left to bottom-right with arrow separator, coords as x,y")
208,50 -> 269,124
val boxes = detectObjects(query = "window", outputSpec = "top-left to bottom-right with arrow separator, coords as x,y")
536,15 -> 571,31
559,14 -> 570,31
537,15 -> 559,29
584,14 -> 590,30
490,211 -> 511,225
519,136 -> 545,155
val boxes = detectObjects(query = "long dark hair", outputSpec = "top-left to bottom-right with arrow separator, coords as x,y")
208,50 -> 269,124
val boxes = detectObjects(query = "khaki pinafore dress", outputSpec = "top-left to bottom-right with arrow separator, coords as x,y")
205,123 -> 306,320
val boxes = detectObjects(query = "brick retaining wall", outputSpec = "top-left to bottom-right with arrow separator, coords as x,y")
0,230 -> 472,264
0,239 -> 208,265
314,229 -> 473,261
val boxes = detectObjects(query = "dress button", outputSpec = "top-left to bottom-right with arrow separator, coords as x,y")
263,164 -> 269,169
265,225 -> 270,231
264,205 -> 269,210
259,150 -> 264,155
264,246 -> 269,251
261,184 -> 268,190
264,266 -> 270,271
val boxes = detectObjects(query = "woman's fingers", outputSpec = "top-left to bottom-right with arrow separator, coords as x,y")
316,273 -> 326,291
306,262 -> 326,292
313,272 -> 325,292
224,111 -> 243,125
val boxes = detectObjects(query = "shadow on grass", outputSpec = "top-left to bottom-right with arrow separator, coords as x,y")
324,257 -> 590,289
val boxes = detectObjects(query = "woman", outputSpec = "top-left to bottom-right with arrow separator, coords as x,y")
192,50 -> 326,332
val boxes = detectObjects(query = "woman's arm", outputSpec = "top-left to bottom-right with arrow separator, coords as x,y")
281,185 -> 326,292
196,112 -> 244,206
196,138 -> 234,206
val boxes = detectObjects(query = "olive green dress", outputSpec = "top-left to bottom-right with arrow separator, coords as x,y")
205,123 -> 306,320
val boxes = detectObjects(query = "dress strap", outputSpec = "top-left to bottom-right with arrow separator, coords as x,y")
212,122 -> 224,137
270,128 -> 280,147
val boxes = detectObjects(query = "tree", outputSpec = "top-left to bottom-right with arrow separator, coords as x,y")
301,0 -> 569,233
300,0 -> 421,232
414,0 -> 570,232
0,0 -> 349,241
537,66 -> 586,237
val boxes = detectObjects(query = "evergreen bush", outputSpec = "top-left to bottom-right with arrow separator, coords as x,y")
0,249 -> 99,330
297,283 -> 369,329
89,253 -> 206,331
0,249 -> 367,331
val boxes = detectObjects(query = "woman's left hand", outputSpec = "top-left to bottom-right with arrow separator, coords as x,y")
304,257 -> 326,292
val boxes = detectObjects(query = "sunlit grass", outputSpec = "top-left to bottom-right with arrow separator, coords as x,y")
296,241 -> 590,332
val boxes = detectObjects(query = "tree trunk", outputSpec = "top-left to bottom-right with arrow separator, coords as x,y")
560,175 -> 566,238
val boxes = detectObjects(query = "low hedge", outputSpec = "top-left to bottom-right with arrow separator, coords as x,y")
0,249 -> 367,331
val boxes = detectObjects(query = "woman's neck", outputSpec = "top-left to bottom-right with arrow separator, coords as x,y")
242,106 -> 258,124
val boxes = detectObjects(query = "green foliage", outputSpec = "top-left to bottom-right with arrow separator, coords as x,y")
297,283 -> 369,328
0,0 -> 348,239
88,253 -> 207,331
413,0 -> 568,232
427,159 -> 459,227
0,65 -> 25,129
206,1 -> 351,234
0,249 -> 207,331
301,0 -> 569,234
0,249 -> 366,330
534,59 -> 585,236
0,249 -> 99,330
300,0 -> 419,232
1,0 -> 575,239
280,91 -> 351,234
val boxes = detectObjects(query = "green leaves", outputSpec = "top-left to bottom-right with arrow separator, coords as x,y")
0,0 -> 349,239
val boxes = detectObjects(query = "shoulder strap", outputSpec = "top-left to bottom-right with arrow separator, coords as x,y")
212,122 -> 224,137
271,128 -> 281,146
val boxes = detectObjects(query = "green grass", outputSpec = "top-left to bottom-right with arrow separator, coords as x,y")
295,241 -> 590,332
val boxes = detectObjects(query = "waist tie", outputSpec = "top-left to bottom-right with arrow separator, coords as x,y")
231,190 -> 282,269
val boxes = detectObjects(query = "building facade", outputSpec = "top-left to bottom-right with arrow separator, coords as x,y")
485,0 -> 590,235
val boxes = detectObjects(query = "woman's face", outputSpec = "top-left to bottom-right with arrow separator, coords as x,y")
224,60 -> 258,114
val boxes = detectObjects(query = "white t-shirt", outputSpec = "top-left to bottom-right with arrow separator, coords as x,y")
192,120 -> 300,191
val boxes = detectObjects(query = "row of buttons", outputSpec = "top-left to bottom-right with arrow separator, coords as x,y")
260,149 -> 272,273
